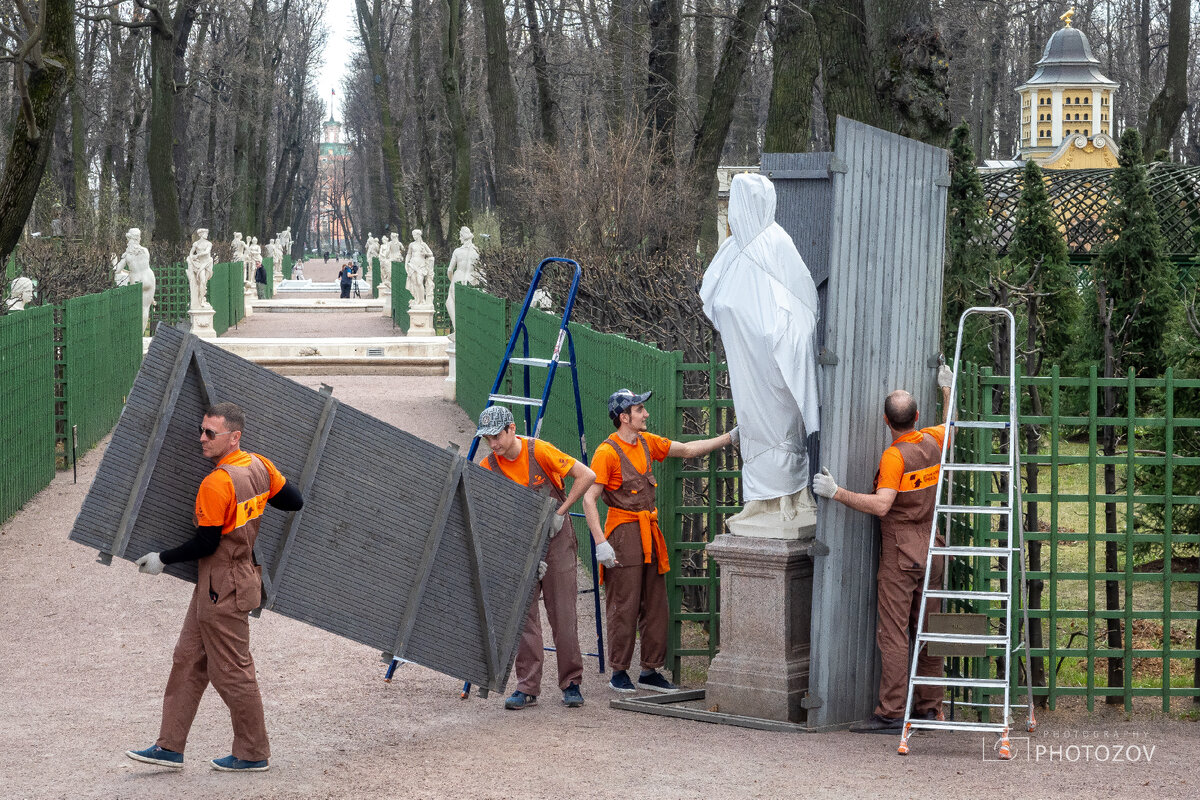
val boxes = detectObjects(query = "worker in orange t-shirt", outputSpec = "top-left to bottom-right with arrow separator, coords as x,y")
584,388 -> 737,694
811,366 -> 955,734
126,402 -> 303,772
475,405 -> 607,710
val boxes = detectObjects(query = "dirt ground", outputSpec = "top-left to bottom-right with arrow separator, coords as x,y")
2,316 -> 1197,798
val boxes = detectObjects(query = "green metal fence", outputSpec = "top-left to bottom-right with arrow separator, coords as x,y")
149,262 -> 188,327
208,261 -> 245,336
391,276 -> 414,333
951,364 -> 1200,711
282,255 -> 293,280
454,286 -> 508,420
57,285 -> 143,464
371,257 -> 381,299
0,306 -> 56,523
433,266 -> 450,331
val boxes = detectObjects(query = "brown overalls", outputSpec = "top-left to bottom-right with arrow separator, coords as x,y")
873,433 -> 945,720
491,439 -> 583,695
601,436 -> 669,673
157,456 -> 272,761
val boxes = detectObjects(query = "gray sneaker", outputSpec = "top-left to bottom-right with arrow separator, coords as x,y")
504,690 -> 538,710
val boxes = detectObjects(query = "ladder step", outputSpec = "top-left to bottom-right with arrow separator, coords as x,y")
488,394 -> 544,407
911,675 -> 1008,689
904,719 -> 1008,733
943,463 -> 1011,473
950,420 -> 1010,429
509,357 -> 569,368
918,632 -> 1008,646
936,504 -> 1011,515
931,545 -> 1012,557
925,589 -> 1010,602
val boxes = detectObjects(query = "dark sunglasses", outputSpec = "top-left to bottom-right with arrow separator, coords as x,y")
198,425 -> 234,440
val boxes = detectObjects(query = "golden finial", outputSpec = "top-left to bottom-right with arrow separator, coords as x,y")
1060,7 -> 1075,27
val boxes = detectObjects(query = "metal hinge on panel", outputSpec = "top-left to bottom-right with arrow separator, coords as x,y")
934,173 -> 951,188
808,538 -> 831,557
828,157 -> 849,174
817,348 -> 838,366
801,692 -> 823,709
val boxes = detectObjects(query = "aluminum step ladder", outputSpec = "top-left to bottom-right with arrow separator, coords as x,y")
383,257 -> 607,698
897,307 -> 1036,759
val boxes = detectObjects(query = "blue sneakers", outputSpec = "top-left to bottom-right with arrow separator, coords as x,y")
561,682 -> 585,707
504,690 -> 538,710
125,745 -> 184,769
210,754 -> 270,772
636,670 -> 678,692
608,670 -> 637,693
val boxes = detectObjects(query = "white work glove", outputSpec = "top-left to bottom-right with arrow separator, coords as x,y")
594,540 -> 618,568
937,364 -> 955,389
551,511 -> 568,537
811,467 -> 839,500
728,426 -> 740,448
135,552 -> 165,575
537,560 -> 548,580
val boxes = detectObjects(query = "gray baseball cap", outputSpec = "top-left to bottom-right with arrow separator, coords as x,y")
476,405 -> 515,436
608,388 -> 652,421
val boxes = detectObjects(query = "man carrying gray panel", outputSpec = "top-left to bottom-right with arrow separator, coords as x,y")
476,405 -> 608,710
125,402 -> 304,771
811,367 -> 954,733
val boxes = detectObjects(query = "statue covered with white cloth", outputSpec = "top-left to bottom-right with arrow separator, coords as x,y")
699,173 -> 820,536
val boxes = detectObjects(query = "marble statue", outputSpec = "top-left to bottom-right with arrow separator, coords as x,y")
277,226 -> 292,257
531,288 -> 552,311
232,232 -> 249,282
445,226 -> 481,333
113,227 -> 156,332
248,236 -> 263,272
365,234 -> 380,264
699,173 -> 820,532
186,228 -> 214,311
404,229 -> 435,307
5,276 -> 34,311
112,255 -> 130,286
380,232 -> 403,288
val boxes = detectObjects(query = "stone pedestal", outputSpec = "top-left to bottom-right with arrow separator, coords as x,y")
407,304 -> 435,335
243,284 -> 256,316
705,532 -> 816,723
188,307 -> 217,339
379,285 -> 392,318
444,342 -> 457,400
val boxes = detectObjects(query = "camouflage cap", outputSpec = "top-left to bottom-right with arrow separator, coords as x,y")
607,388 -> 652,421
476,405 -> 515,437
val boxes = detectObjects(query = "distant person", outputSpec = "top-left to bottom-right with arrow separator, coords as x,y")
323,251 -> 330,263
337,262 -> 355,298
254,263 -> 268,299
292,259 -> 304,279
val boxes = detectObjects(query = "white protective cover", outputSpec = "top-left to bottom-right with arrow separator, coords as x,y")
699,173 -> 820,501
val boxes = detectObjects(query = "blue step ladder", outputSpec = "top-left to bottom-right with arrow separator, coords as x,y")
383,257 -> 606,696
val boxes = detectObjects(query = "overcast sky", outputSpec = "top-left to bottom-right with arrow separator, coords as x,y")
316,0 -> 357,121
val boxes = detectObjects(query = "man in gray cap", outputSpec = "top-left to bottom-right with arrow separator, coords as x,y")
584,388 -> 737,693
475,405 -> 608,710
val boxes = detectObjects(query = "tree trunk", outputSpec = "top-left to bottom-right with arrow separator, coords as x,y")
441,0 -> 471,231
411,0 -> 445,249
764,0 -> 818,153
526,0 -> 558,146
645,0 -> 680,159
689,0 -> 769,254
174,9 -> 205,225
1144,0 -> 1190,160
0,0 -> 76,261
481,0 -> 523,245
810,0 -> 876,140
693,0 -> 713,129
356,0 -> 409,239
866,0 -> 950,145
1137,0 -> 1151,119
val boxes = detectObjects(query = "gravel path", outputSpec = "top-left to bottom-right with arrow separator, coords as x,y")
2,327 -> 1196,798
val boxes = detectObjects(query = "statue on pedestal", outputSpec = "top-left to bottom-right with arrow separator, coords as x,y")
699,173 -> 820,533
277,227 -> 292,257
445,226 -> 480,333
114,228 -> 156,332
380,232 -> 402,288
5,276 -> 34,311
231,232 -> 248,282
248,236 -> 263,275
365,234 -> 380,265
186,228 -> 214,311
531,288 -> 552,311
404,229 -> 435,307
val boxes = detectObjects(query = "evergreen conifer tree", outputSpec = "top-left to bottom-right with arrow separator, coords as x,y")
942,122 -> 994,358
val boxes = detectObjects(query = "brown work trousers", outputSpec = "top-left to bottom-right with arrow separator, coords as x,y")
156,585 -> 270,761
514,524 -> 584,695
604,523 -> 668,672
874,534 -> 945,720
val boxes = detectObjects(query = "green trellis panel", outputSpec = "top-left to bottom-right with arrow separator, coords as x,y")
371,257 -> 381,299
209,261 -> 231,335
453,286 -> 508,422
150,262 -> 188,327
60,285 -> 143,464
0,306 -> 55,523
391,276 -> 414,333
433,266 -> 450,331
283,255 -> 293,280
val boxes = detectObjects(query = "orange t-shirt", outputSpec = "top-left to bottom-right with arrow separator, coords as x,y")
591,432 -> 673,490
876,425 -> 946,492
194,450 -> 287,534
480,437 -> 575,491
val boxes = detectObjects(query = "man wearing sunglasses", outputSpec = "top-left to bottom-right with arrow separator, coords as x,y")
126,402 -> 303,773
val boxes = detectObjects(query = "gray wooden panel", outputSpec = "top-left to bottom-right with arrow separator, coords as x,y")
807,118 -> 949,728
70,325 -> 552,691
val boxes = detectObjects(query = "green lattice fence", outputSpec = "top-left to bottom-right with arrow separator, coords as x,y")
149,262 -> 188,328
58,285 -> 143,465
433,266 -> 450,331
0,306 -> 55,523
